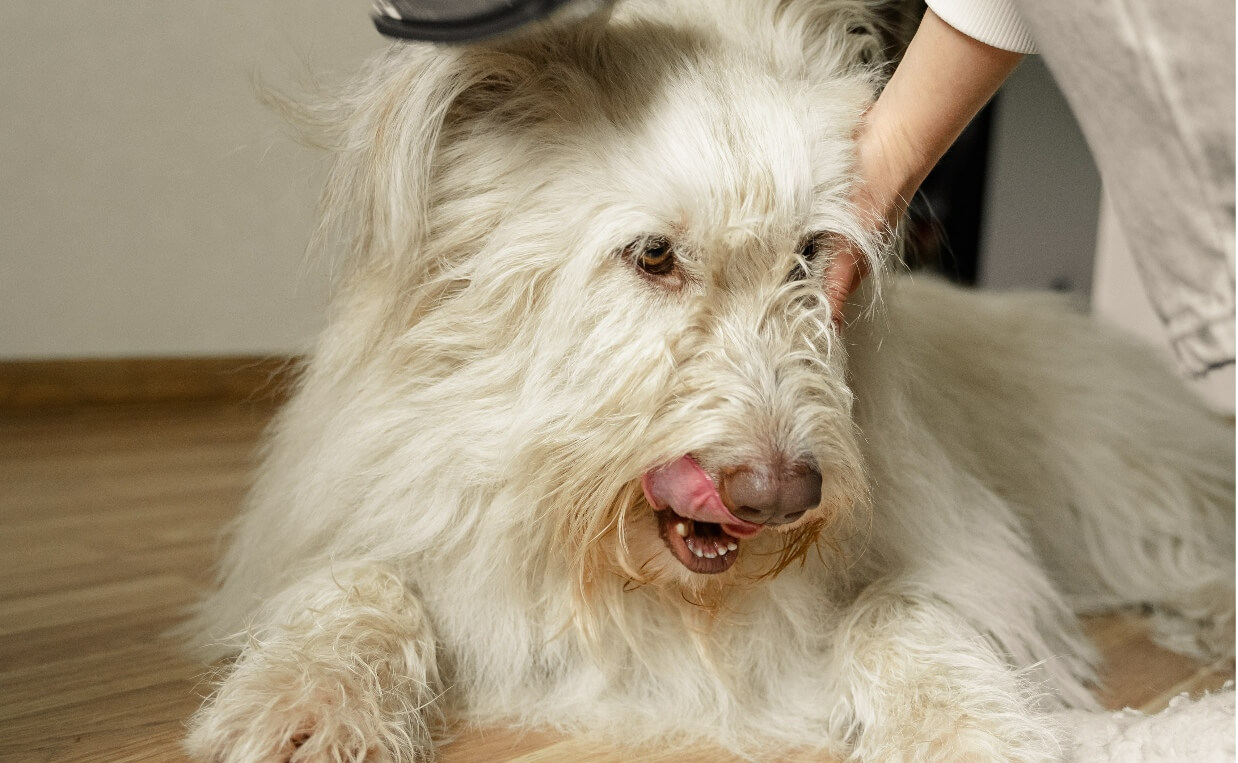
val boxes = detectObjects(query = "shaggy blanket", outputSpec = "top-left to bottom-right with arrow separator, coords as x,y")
1059,686 -> 1234,762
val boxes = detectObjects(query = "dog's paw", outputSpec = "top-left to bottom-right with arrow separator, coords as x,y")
187,687 -> 402,763
187,565 -> 443,762
852,704 -> 1063,763
918,723 -> 1062,763
186,663 -> 433,763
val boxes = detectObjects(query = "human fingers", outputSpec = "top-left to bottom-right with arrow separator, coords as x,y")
824,239 -> 865,327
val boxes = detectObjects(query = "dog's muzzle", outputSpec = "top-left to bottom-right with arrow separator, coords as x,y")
641,455 -> 822,574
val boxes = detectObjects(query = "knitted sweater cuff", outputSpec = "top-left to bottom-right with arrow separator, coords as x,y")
926,0 -> 1038,54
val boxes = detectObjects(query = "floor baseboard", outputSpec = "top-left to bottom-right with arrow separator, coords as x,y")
0,355 -> 300,411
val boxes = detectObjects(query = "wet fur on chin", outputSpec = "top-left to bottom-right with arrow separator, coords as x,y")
183,1 -> 1235,761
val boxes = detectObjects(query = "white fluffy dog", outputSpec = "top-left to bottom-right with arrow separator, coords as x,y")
185,1 -> 1235,760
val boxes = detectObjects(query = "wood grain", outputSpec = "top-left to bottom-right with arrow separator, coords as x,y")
0,403 -> 1231,762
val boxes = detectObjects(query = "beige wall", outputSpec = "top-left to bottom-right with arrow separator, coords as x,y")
0,2 -> 381,359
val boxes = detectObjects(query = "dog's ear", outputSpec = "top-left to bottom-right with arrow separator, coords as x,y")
271,43 -> 549,278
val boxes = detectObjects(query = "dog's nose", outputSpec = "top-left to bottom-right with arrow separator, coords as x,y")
721,462 -> 822,526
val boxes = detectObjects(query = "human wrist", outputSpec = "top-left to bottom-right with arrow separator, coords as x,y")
852,115 -> 923,230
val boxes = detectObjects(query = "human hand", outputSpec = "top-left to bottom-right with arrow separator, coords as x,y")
824,122 -> 911,325
823,9 -> 1024,327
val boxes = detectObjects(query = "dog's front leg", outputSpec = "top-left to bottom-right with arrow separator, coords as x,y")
187,562 -> 443,763
827,584 -> 1062,763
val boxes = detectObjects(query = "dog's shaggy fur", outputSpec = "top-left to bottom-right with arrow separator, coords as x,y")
185,1 -> 1235,760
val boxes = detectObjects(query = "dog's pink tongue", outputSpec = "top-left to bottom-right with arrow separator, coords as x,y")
641,456 -> 762,538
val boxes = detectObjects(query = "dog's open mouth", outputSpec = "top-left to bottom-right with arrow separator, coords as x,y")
654,509 -> 742,573
641,455 -> 763,574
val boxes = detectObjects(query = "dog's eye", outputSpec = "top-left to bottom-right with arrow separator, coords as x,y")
800,236 -> 819,263
638,238 -> 675,275
788,235 -> 820,282
629,236 -> 677,277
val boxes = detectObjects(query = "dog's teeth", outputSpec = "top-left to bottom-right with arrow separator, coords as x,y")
726,542 -> 738,551
693,547 -> 704,557
675,522 -> 688,537
717,546 -> 727,555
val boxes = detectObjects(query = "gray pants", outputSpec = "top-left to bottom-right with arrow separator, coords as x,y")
1015,0 -> 1235,374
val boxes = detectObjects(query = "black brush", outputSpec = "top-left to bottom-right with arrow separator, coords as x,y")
372,0 -> 609,42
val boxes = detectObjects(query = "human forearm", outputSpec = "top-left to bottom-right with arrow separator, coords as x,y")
859,8 -> 1024,224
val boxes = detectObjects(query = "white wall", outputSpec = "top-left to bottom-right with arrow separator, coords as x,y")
979,57 -> 1100,296
0,2 -> 381,359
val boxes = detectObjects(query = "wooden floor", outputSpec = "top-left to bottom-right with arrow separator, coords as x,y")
0,402 -> 1231,762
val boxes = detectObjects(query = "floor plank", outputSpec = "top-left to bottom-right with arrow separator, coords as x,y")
0,403 -> 1231,761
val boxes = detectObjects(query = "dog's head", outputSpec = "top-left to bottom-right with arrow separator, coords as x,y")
307,0 -> 894,602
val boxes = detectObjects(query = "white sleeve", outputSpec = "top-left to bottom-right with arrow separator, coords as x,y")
925,0 -> 1038,54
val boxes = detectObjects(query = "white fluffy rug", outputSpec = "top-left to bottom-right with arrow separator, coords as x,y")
1058,686 -> 1234,762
